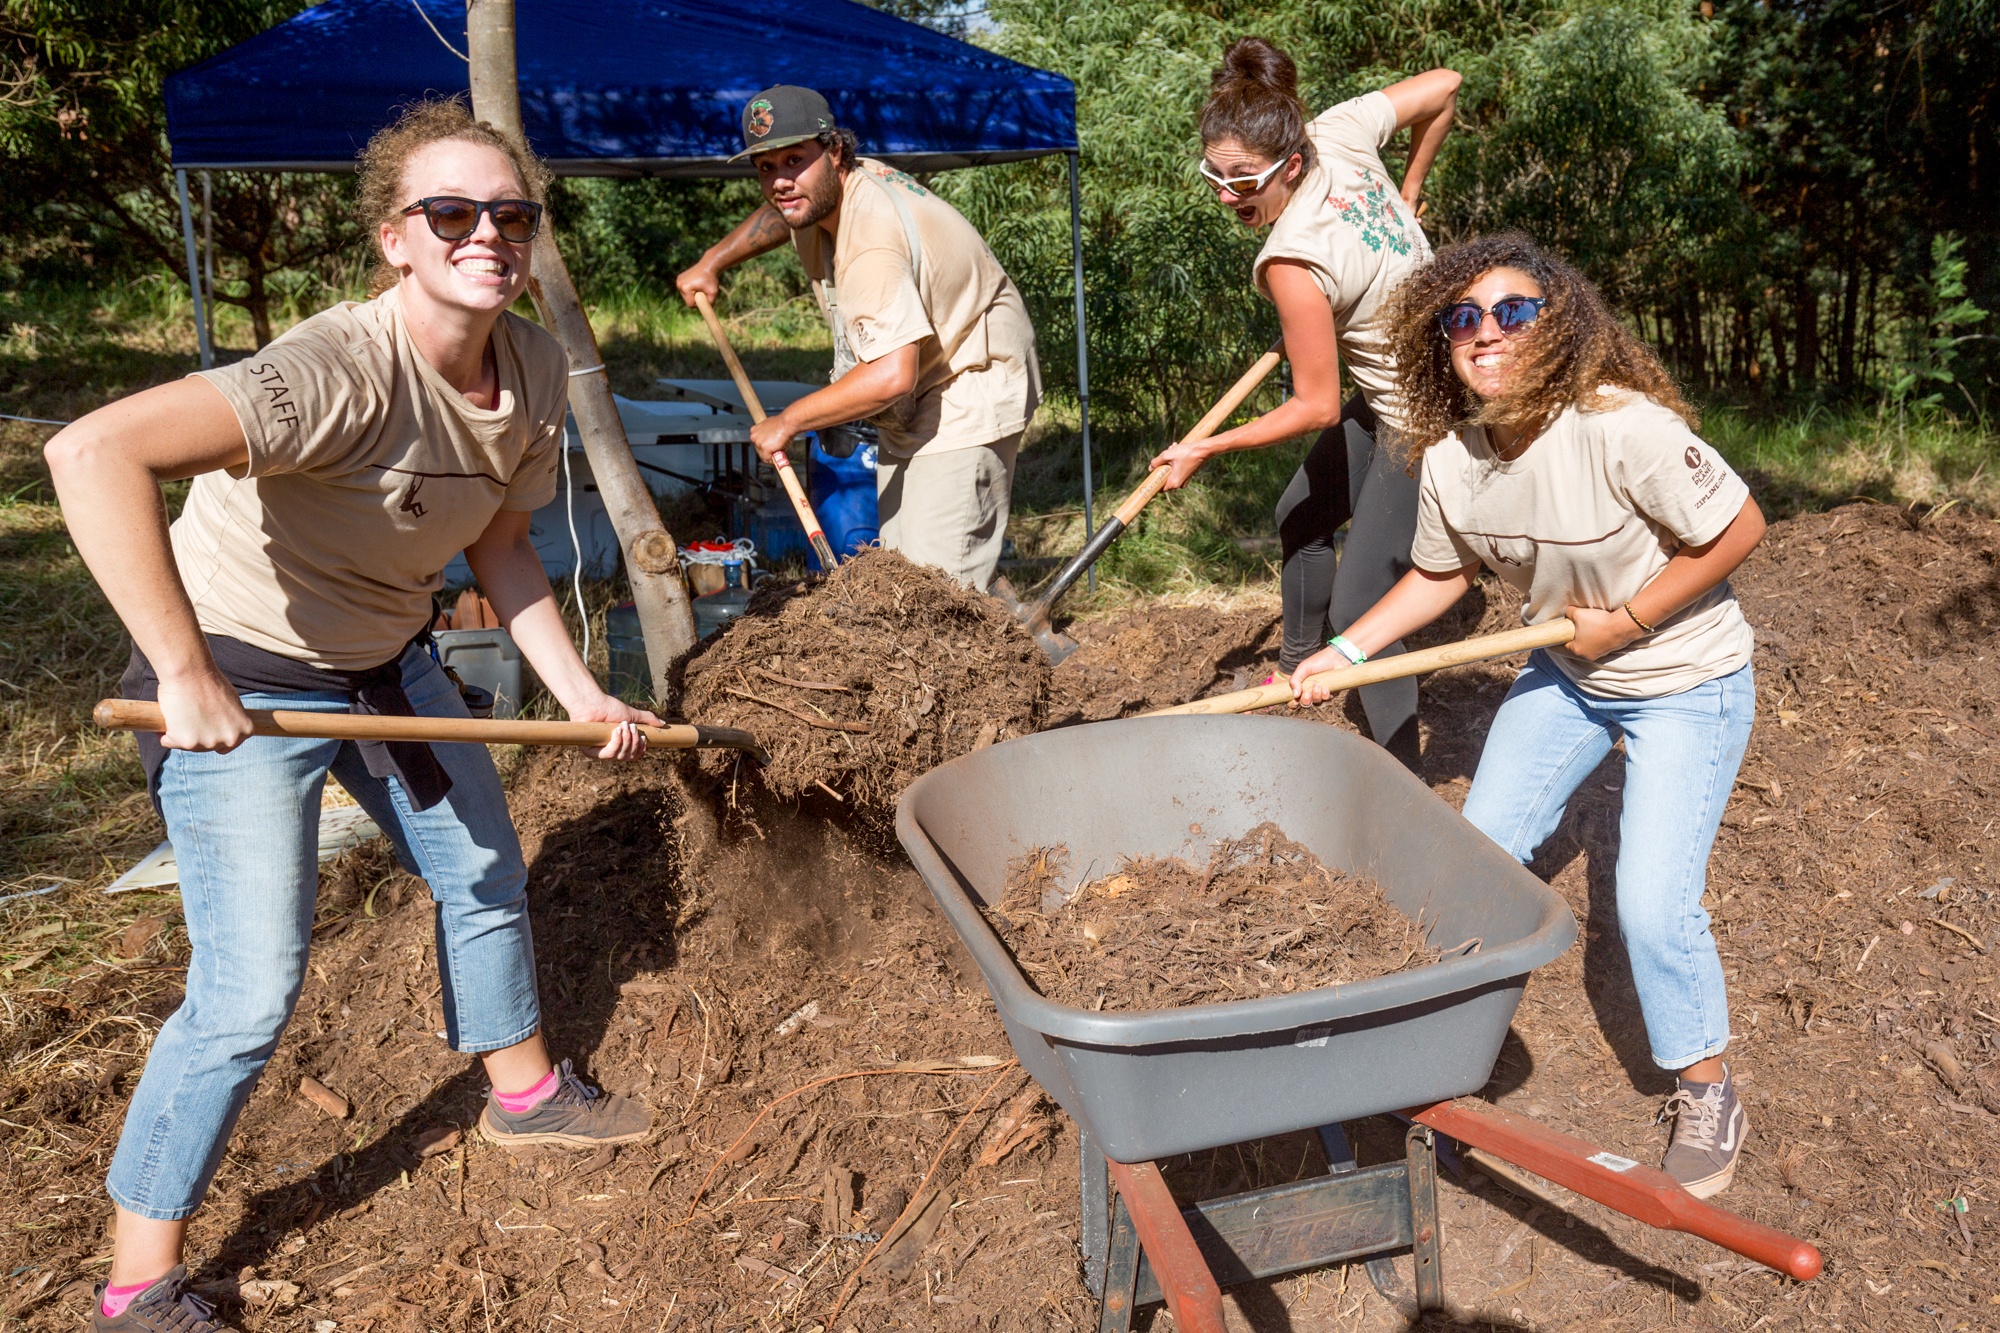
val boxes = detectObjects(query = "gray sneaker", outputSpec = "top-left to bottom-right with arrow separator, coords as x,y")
1659,1064 -> 1748,1199
91,1267 -> 236,1333
477,1058 -> 654,1148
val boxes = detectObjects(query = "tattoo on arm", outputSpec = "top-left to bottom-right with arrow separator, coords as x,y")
744,205 -> 791,250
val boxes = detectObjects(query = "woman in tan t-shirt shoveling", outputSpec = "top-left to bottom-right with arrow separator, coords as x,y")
1292,233 -> 1769,1199
1151,38 -> 1460,770
47,102 -> 661,1333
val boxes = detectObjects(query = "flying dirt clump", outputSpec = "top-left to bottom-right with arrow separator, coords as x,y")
676,549 -> 1051,808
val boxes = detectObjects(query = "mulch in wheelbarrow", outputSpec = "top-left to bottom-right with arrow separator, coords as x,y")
982,822 -> 1440,1011
675,549 -> 1050,811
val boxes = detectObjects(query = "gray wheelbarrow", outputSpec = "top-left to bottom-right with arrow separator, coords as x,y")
896,714 -> 1820,1330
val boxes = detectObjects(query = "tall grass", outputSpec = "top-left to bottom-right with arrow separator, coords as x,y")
1702,403 -> 1998,517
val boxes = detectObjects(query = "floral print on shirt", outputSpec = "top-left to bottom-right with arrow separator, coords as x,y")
1327,168 -> 1416,256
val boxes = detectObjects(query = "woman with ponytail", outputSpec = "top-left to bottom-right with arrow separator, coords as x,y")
1153,39 -> 1459,768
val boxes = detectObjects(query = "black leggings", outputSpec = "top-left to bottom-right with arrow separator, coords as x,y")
1275,396 -> 1421,769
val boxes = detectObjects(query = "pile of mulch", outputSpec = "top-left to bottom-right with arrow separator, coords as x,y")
980,823 -> 1438,1011
6,501 -> 2000,1332
675,549 -> 1049,807
1044,602 -> 1281,724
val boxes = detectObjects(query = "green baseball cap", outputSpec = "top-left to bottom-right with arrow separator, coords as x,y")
731,85 -> 837,162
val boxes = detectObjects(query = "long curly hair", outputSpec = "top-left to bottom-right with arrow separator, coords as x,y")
1385,232 -> 1696,459
357,97 -> 551,298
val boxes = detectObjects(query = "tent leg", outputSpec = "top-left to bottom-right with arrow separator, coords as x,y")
175,169 -> 214,369
200,171 -> 216,361
1067,150 -> 1094,590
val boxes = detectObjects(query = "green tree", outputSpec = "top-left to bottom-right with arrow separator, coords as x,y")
1,0 -> 351,346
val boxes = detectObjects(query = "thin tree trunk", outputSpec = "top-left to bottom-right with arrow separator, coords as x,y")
1766,292 -> 1791,395
1792,270 -> 1819,389
1861,265 -> 1879,388
465,0 -> 695,697
1836,246 -> 1861,389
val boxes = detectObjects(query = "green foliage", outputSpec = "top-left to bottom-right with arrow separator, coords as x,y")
1889,233 -> 1990,418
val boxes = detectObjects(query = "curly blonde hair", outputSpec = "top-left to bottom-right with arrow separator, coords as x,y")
1385,233 -> 1696,460
356,98 -> 551,297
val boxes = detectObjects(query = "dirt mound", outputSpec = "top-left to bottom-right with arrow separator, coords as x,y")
676,549 -> 1050,809
7,502 -> 2000,1331
984,823 -> 1438,1011
1046,601 -> 1282,724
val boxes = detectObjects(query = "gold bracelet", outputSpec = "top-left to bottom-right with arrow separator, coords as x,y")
1623,601 -> 1656,634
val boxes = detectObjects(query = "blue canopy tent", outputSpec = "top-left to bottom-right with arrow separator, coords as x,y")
162,0 -> 1095,532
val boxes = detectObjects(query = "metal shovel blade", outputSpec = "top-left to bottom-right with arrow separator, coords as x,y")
990,576 -> 1080,666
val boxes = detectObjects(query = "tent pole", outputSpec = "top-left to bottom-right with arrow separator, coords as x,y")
201,171 -> 216,359
1067,150 -> 1095,590
175,169 -> 214,369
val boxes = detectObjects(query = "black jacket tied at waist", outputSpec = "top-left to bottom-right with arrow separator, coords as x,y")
121,634 -> 453,813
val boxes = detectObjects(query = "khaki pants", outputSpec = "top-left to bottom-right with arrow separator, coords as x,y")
875,432 -> 1021,592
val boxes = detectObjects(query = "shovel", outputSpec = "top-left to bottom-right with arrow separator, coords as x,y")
692,291 -> 841,573
1143,618 -> 1577,717
94,699 -> 767,759
993,339 -> 1286,666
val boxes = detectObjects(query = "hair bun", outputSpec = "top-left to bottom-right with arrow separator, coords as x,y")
1216,37 -> 1299,97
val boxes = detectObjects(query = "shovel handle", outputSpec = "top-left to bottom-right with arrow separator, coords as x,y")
93,699 -> 765,756
1024,341 -> 1286,625
1145,618 -> 1576,717
1411,1099 -> 1821,1281
693,292 -> 840,571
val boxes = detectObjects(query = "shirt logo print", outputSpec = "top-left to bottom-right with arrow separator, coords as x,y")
1326,168 -> 1415,256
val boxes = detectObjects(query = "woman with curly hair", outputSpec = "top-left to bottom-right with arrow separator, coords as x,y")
1292,233 -> 1767,1197
47,101 -> 658,1332
1150,37 -> 1461,768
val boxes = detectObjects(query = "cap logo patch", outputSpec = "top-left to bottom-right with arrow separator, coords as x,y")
747,99 -> 775,137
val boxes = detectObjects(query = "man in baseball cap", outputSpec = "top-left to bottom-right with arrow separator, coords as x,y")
679,85 -> 1040,593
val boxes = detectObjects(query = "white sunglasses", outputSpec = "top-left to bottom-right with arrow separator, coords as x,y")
1198,152 -> 1298,198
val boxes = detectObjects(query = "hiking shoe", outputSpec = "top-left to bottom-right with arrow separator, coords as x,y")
92,1267 -> 236,1333
1659,1064 -> 1748,1199
477,1059 -> 654,1148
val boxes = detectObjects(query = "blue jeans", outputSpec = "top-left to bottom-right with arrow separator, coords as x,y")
1461,652 -> 1753,1071
106,644 -> 540,1221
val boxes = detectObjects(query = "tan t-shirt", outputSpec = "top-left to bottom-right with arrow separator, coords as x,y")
1254,91 -> 1431,432
175,285 -> 568,669
1411,392 -> 1754,698
793,158 -> 1040,457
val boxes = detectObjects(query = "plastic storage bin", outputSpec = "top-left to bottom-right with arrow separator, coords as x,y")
605,602 -> 649,702
433,628 -> 529,719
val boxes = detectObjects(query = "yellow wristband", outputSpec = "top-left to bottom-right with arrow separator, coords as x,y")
1623,601 -> 1656,634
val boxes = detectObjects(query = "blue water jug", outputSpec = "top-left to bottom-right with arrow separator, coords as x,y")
810,429 -> 879,568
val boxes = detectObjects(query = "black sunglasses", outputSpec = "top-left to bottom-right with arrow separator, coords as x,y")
1440,296 -> 1546,344
400,196 -> 543,244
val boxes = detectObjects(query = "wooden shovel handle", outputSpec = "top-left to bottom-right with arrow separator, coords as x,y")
1411,1099 -> 1822,1281
1145,618 -> 1576,717
693,292 -> 839,569
93,699 -> 764,755
1113,340 -> 1285,527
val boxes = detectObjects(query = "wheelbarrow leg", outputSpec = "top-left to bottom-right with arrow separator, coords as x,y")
1318,1122 -> 1411,1309
1104,1159 -> 1228,1333
1080,1129 -> 1111,1297
1098,1194 -> 1142,1333
1404,1123 -> 1445,1312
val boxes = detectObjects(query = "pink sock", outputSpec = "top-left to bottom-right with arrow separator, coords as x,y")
493,1068 -> 559,1114
102,1280 -> 154,1319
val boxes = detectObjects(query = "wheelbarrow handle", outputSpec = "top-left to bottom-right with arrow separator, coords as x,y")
1409,1098 -> 1823,1281
93,699 -> 766,757
1145,618 -> 1577,717
693,291 -> 840,571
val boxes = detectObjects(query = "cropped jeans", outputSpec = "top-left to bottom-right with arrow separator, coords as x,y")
106,644 -> 540,1221
1460,651 -> 1753,1071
